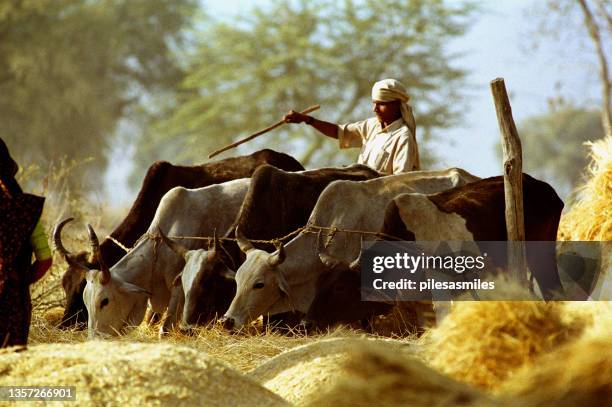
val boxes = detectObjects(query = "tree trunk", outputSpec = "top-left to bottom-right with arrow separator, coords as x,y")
578,0 -> 612,136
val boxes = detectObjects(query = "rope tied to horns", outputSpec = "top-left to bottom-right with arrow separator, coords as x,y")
106,224 -> 406,254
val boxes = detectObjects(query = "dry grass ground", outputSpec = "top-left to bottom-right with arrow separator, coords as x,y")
3,136 -> 610,405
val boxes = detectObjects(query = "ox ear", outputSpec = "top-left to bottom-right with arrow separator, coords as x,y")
158,227 -> 189,259
274,270 -> 294,311
118,280 -> 152,297
318,253 -> 344,270
87,224 -> 111,285
235,227 -> 254,253
268,242 -> 286,267
221,269 -> 236,280
349,249 -> 363,272
172,273 -> 183,287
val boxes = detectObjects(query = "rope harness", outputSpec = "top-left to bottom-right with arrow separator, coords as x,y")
106,223 -> 406,254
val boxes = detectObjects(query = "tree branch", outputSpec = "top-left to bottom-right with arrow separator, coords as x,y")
594,0 -> 612,32
577,0 -> 612,136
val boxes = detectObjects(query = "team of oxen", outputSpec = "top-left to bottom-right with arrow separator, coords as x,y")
52,149 -> 564,338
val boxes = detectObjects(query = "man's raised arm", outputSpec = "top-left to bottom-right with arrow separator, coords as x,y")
284,110 -> 339,140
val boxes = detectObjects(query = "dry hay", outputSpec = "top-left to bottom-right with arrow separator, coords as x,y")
27,312 -> 366,374
558,135 -> 612,241
303,341 -> 492,407
248,337 -> 416,405
0,341 -> 288,407
499,333 -> 612,406
368,301 -> 436,336
420,283 -> 588,390
560,300 -> 612,336
41,306 -> 65,326
556,136 -> 611,299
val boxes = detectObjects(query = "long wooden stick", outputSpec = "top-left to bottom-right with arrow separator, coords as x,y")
490,78 -> 528,290
208,104 -> 320,159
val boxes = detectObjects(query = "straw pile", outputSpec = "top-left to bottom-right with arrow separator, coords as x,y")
303,305 -> 611,407
420,294 -> 586,390
499,333 -> 612,406
248,337 -> 415,405
558,135 -> 611,241
303,341 -> 492,407
0,341 -> 288,407
26,312 -> 364,373
557,135 -> 611,299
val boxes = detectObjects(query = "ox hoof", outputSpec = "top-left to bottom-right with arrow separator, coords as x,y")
298,319 -> 314,333
158,326 -> 170,338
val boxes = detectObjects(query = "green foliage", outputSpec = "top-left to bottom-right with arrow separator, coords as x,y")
140,0 -> 476,173
516,107 -> 605,193
0,0 -> 197,189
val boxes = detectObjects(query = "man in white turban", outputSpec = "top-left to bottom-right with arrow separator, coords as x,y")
284,78 -> 420,174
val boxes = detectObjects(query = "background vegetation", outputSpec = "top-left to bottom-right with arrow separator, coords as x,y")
1,0 -> 609,200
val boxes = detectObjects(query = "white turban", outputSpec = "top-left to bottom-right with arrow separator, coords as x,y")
371,79 -> 416,138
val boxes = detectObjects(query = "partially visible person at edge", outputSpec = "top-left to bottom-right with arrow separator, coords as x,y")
284,78 -> 420,174
0,138 -> 52,347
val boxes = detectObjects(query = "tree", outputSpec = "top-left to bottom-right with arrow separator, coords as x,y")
527,0 -> 611,136
0,0 -> 196,190
136,0 -> 476,176
516,106 -> 605,194
576,0 -> 611,136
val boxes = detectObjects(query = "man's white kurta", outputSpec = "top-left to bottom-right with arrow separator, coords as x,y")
338,117 -> 420,174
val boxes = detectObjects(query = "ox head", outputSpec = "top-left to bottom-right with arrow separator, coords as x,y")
221,227 -> 292,331
53,218 -> 94,328
158,228 -> 236,328
53,219 -> 151,338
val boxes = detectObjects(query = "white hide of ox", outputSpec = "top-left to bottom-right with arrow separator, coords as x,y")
222,168 -> 480,330
77,178 -> 250,338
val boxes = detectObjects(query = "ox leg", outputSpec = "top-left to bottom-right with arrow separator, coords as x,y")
527,241 -> 565,300
160,285 -> 184,337
144,306 -> 161,325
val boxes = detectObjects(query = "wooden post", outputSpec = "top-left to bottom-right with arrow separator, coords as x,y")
490,78 -> 528,289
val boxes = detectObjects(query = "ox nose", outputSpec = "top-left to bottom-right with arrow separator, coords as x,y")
220,316 -> 235,331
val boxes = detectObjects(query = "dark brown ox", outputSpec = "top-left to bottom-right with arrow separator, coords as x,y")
380,173 -> 564,299
57,149 -> 303,328
305,255 -> 393,330
167,164 -> 380,328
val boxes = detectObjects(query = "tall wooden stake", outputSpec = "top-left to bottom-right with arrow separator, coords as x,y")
490,78 -> 528,289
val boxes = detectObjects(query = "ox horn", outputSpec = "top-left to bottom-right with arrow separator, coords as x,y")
235,226 -> 254,253
52,217 -> 88,271
87,224 -> 111,285
268,241 -> 286,267
157,227 -> 189,259
350,237 -> 365,271
349,252 -> 362,271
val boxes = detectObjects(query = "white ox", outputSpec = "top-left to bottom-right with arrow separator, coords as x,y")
221,168 -> 480,330
55,178 -> 250,338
